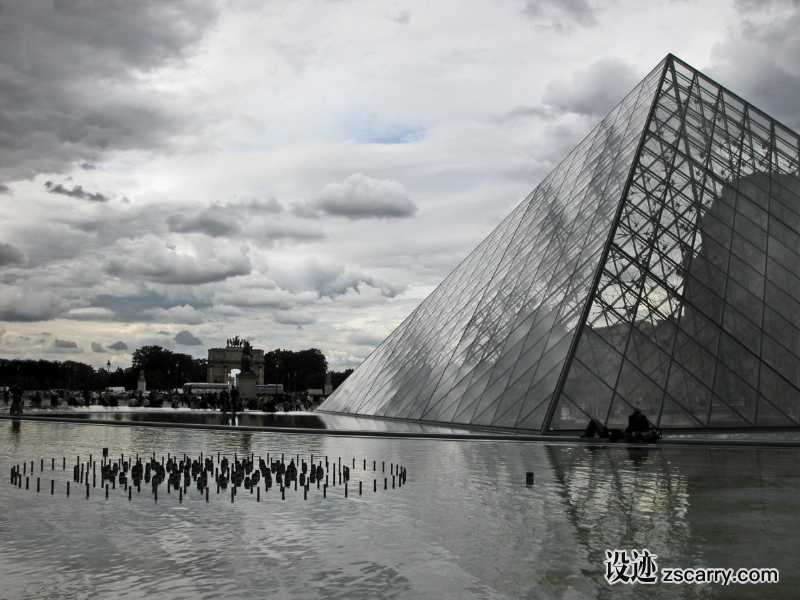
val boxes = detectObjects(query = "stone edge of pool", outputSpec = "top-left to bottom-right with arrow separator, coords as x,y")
3,413 -> 800,448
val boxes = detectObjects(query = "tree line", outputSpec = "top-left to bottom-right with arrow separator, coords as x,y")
0,346 -> 353,392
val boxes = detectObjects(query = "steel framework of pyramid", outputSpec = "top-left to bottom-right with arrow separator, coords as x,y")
319,54 -> 800,431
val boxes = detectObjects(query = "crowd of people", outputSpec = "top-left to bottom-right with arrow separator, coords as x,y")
2,386 -> 322,414
160,389 -> 319,413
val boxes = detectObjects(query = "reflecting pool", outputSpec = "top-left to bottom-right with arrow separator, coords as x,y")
1,419 -> 798,599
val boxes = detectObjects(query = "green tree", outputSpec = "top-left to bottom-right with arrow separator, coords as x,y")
330,368 -> 353,390
263,348 -> 328,392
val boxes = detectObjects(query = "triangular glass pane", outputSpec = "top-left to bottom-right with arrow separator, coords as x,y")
713,363 -> 757,424
659,395 -> 703,428
708,397 -> 751,427
758,363 -> 800,423
606,395 -> 636,428
561,357 -> 616,422
665,361 -> 713,425
755,396 -> 798,427
515,396 -> 552,431
547,393 -> 591,431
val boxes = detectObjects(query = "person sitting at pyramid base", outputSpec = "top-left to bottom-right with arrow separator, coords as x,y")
624,407 -> 660,443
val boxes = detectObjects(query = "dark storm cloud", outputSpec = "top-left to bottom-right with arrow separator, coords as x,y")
521,0 -> 597,27
174,330 -> 203,345
107,341 -> 128,351
709,10 -> 800,130
0,184 -> 10,194
91,342 -> 106,353
297,173 -> 417,220
0,1 -> 221,182
54,338 -> 78,349
78,162 -> 97,171
542,58 -> 640,117
0,243 -> 26,267
91,288 -> 211,322
45,181 -> 108,202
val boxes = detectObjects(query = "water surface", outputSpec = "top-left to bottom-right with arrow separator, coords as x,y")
0,419 -> 797,599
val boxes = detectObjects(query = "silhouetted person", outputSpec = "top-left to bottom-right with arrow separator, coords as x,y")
9,385 -> 23,416
625,407 -> 656,442
581,418 -> 624,442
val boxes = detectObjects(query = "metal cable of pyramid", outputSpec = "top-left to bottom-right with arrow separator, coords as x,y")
319,54 -> 800,432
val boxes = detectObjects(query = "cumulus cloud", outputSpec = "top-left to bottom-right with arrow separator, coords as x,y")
0,288 -> 83,321
390,9 -> 411,24
298,173 -> 417,220
227,197 -> 284,214
174,330 -> 203,345
139,305 -> 205,325
251,223 -> 326,246
0,243 -> 27,267
167,208 -> 241,237
273,310 -> 317,325
734,0 -> 800,11
346,330 -> 387,347
91,342 -> 106,352
542,58 -> 641,118
104,237 -> 252,285
521,0 -> 598,27
45,181 -> 108,202
107,341 -> 128,350
271,258 -> 405,299
498,105 -> 560,121
55,339 -> 78,349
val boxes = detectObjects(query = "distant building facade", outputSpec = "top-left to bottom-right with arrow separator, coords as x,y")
207,340 -> 265,385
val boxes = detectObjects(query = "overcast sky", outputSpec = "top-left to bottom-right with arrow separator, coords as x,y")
1,0 -> 799,372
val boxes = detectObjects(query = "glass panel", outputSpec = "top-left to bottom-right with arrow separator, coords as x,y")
606,395 -> 638,428
759,363 -> 800,423
659,395 -> 704,428
713,363 -> 757,424
665,361 -> 712,425
560,358 -> 615,423
322,55 -> 800,434
756,397 -> 797,427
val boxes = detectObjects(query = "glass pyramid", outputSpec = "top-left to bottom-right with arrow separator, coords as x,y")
320,54 -> 800,431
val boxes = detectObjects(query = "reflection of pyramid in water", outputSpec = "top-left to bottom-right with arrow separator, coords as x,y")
320,54 -> 800,431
